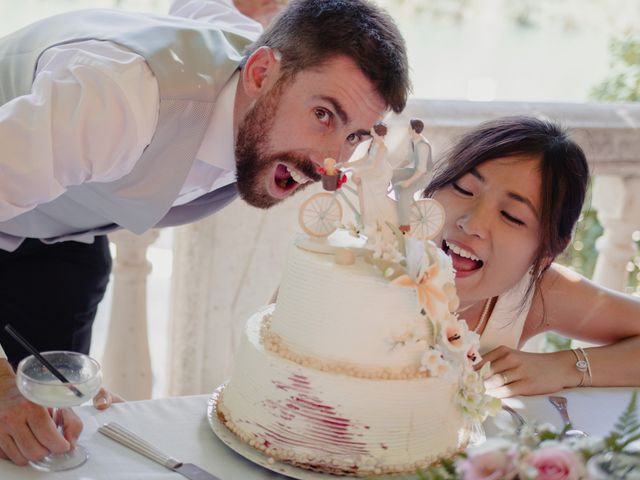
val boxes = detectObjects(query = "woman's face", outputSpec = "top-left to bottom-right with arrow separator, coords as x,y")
432,155 -> 542,306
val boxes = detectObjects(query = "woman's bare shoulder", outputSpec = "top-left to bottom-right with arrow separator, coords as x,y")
524,263 -> 640,343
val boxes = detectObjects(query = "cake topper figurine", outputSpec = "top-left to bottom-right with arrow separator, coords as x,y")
298,119 -> 444,246
342,121 -> 398,245
391,118 -> 434,233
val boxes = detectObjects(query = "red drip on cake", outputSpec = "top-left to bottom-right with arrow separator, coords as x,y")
255,376 -> 369,456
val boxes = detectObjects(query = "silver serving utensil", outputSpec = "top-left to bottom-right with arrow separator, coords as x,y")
99,422 -> 221,480
548,395 -> 588,438
502,404 -> 526,433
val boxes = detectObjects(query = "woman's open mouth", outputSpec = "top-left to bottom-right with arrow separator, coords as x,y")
442,239 -> 484,278
267,163 -> 314,199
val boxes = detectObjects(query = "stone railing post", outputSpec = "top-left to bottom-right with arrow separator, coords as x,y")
592,175 -> 640,292
101,229 -> 159,400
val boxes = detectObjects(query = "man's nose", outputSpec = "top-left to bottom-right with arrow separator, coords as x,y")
311,144 -> 343,166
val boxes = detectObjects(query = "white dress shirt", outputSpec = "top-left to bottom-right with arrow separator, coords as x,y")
0,0 -> 262,223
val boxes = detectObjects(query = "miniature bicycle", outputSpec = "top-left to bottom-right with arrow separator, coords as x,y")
298,170 -> 445,240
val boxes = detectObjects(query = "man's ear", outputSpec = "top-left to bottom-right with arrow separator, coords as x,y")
241,46 -> 282,99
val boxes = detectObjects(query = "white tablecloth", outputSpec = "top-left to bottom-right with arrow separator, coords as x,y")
0,387 -> 637,479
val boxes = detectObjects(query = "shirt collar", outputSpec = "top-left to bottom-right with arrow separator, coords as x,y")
195,71 -> 240,173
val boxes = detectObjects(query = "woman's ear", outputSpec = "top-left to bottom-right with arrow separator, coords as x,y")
241,46 -> 282,99
533,254 -> 555,276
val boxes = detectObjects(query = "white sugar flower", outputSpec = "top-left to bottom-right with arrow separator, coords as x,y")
404,236 -> 427,282
419,346 -> 450,377
440,318 -> 467,352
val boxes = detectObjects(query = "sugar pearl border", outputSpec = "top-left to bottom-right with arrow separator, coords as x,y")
260,314 -> 431,380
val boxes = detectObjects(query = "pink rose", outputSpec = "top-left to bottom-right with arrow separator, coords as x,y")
457,449 -> 517,480
528,446 -> 586,480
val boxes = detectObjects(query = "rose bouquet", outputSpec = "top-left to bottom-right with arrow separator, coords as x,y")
410,390 -> 639,480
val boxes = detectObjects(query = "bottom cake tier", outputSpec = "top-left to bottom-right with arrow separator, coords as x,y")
217,307 -> 472,477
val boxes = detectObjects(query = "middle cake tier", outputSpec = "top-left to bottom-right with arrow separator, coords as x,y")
269,239 -> 455,372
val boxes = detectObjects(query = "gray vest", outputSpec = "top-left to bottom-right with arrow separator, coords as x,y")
412,137 -> 432,172
0,9 -> 252,251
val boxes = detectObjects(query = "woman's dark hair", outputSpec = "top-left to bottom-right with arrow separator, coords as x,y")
424,116 -> 590,298
239,0 -> 410,113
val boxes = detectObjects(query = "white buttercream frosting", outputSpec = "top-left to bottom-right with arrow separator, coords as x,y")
269,240 -> 455,370
219,232 -> 495,476
219,310 -> 469,476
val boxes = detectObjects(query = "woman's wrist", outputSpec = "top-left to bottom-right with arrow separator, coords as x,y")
556,349 -> 584,388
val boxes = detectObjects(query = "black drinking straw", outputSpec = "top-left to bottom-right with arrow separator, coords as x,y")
4,325 -> 84,398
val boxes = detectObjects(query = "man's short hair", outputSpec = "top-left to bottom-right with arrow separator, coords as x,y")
240,0 -> 410,113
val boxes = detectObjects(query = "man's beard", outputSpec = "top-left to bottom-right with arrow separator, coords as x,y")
235,85 -> 320,209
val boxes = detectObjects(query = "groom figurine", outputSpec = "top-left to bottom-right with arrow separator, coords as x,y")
392,119 -> 433,233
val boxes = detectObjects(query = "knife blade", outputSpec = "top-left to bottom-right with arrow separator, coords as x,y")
98,421 -> 221,480
174,463 -> 223,480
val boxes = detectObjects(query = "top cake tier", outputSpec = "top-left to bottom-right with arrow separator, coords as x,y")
269,236 -> 455,372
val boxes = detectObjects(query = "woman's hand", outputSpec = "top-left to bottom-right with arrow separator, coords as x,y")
475,346 -> 581,398
92,387 -> 125,411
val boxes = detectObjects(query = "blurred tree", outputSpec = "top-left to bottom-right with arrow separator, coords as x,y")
590,30 -> 640,101
584,30 -> 640,294
546,29 -> 639,353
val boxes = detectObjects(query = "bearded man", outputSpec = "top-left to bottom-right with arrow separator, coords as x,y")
0,0 -> 409,467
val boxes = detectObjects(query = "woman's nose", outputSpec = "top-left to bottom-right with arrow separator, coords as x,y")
455,206 -> 488,239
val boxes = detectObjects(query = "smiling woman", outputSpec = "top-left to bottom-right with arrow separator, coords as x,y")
424,116 -> 640,398
436,155 -> 542,303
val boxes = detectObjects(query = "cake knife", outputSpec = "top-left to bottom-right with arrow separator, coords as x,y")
99,422 -> 221,480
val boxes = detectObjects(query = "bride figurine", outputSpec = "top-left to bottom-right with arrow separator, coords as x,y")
343,121 -> 398,246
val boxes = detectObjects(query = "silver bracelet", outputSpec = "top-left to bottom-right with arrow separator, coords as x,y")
571,348 -> 588,387
577,347 -> 593,387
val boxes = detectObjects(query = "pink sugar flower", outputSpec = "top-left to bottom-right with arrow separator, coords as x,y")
527,446 -> 586,480
467,344 -> 481,365
457,448 -> 517,480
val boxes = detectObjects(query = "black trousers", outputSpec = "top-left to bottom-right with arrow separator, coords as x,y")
0,236 -> 112,369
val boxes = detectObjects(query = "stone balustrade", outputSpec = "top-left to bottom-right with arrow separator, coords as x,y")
101,100 -> 640,399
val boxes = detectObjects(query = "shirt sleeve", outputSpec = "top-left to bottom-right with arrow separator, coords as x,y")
0,40 -> 159,222
169,0 -> 263,38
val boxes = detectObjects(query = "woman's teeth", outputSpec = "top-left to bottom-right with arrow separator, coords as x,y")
445,240 -> 481,262
286,165 -> 311,185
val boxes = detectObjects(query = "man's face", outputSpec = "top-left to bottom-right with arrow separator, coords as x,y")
235,55 -> 386,209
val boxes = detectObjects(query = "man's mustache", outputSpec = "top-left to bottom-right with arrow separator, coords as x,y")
276,154 -> 322,182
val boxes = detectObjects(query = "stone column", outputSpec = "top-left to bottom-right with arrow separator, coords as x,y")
101,229 -> 159,400
167,187 -> 321,396
592,175 -> 640,292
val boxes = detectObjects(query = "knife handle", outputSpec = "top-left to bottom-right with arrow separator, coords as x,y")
99,421 -> 182,470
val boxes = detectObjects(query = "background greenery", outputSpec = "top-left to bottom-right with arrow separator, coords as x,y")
561,29 -> 640,292
546,29 -> 640,351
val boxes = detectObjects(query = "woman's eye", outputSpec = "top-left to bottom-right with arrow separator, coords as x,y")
314,108 -> 332,125
501,211 -> 525,226
452,182 -> 472,196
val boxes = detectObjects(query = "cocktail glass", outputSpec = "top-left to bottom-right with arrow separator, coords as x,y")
16,351 -> 102,471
